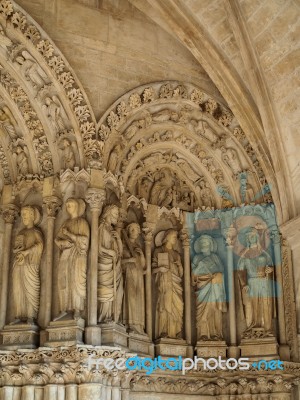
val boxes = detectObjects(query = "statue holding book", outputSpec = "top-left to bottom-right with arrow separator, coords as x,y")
152,229 -> 183,339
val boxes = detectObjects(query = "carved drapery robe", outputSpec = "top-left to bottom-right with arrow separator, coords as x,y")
238,247 -> 275,333
192,253 -> 227,340
122,235 -> 146,333
97,221 -> 123,322
152,245 -> 183,339
12,227 -> 44,320
56,217 -> 89,312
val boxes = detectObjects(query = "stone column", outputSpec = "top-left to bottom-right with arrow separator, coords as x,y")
85,188 -> 105,345
180,229 -> 192,346
42,197 -> 61,331
224,226 -> 239,357
143,228 -> 153,340
272,229 -> 289,359
0,204 -> 18,329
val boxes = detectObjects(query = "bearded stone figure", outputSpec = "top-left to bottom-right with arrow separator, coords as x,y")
11,206 -> 44,325
192,235 -> 227,340
122,223 -> 146,334
97,205 -> 123,323
238,227 -> 275,336
152,229 -> 183,339
54,198 -> 90,321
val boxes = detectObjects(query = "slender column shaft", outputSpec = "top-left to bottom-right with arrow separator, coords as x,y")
272,232 -> 287,345
181,230 -> 192,345
227,244 -> 237,346
85,189 -> 105,343
43,197 -> 61,328
144,231 -> 153,339
0,205 -> 18,329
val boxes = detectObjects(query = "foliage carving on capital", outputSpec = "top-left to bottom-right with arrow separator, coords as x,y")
85,188 -> 106,211
1,204 -> 19,223
43,196 -> 62,217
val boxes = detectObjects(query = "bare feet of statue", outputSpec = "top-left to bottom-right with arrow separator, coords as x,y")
53,311 -> 68,321
74,311 -> 81,320
9,318 -> 21,325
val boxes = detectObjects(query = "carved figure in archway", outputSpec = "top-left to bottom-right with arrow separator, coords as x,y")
16,51 -> 48,89
221,146 -> 242,177
97,205 -> 123,323
192,235 -> 227,340
43,96 -> 65,133
11,206 -> 44,325
150,169 -> 174,206
237,227 -> 275,336
196,180 -> 213,208
54,198 -> 90,321
108,144 -> 122,173
60,138 -> 76,170
152,229 -> 183,339
122,223 -> 146,334
15,144 -> 29,175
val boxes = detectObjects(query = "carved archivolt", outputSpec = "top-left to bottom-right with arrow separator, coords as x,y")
0,0 -> 100,188
98,81 -> 271,209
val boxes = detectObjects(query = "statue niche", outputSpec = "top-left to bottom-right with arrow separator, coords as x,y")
192,234 -> 227,341
54,198 -> 90,321
122,222 -> 146,334
97,205 -> 123,323
10,206 -> 44,325
152,229 -> 183,339
237,227 -> 276,338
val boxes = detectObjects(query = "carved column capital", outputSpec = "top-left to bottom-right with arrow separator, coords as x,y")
180,229 -> 190,247
43,196 -> 62,218
142,224 -> 154,243
222,225 -> 237,247
1,204 -> 19,224
85,188 -> 106,212
271,229 -> 282,245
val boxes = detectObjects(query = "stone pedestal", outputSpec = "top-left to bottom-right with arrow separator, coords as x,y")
196,340 -> 227,358
239,336 -> 279,359
155,338 -> 193,357
0,323 -> 39,350
128,332 -> 154,356
100,322 -> 128,349
45,318 -> 85,347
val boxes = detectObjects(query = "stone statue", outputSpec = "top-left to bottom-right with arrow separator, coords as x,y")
221,146 -> 242,177
150,169 -> 174,206
0,106 -> 18,142
197,180 -> 213,208
97,205 -> 123,323
152,229 -> 183,339
16,51 -> 48,89
10,206 -> 44,325
54,198 -> 90,321
122,223 -> 146,334
43,96 -> 65,133
60,138 -> 76,170
237,227 -> 275,336
15,145 -> 29,175
192,235 -> 227,340
108,144 -> 122,173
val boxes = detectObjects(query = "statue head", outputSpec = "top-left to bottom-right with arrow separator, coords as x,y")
126,223 -> 141,240
194,234 -> 215,255
21,205 -> 41,227
66,198 -> 86,218
102,204 -> 119,225
245,227 -> 260,247
162,229 -> 178,247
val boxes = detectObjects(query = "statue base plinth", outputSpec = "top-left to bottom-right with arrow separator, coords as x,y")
45,318 -> 85,347
85,325 -> 102,346
100,322 -> 128,349
0,323 -> 39,350
128,332 -> 154,356
239,335 -> 278,359
196,340 -> 227,358
155,338 -> 192,357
